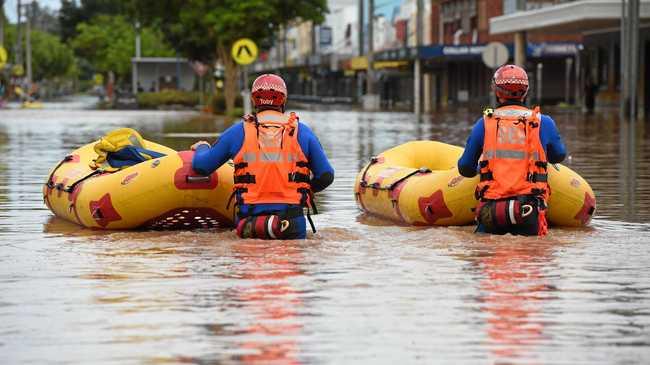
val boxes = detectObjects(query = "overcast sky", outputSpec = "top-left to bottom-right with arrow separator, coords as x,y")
3,0 -> 61,22
2,0 -> 403,22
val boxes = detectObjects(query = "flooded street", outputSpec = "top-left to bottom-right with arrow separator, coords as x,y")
1,100 -> 650,364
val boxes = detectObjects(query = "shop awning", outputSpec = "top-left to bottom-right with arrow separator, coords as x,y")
490,0 -> 650,35
374,61 -> 409,69
419,43 -> 580,60
349,56 -> 368,70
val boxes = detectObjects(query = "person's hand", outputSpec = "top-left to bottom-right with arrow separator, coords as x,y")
190,141 -> 210,151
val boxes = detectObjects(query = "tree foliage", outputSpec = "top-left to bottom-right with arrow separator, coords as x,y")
2,24 -> 77,80
70,15 -> 174,79
134,0 -> 328,113
59,0 -> 128,41
30,3 -> 61,35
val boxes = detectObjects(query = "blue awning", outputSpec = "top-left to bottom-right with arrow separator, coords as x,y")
418,42 -> 581,60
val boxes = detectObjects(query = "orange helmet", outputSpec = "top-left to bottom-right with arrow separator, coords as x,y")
492,64 -> 529,101
251,74 -> 287,110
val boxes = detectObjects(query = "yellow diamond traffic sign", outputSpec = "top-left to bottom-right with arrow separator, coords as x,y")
0,46 -> 7,69
231,38 -> 258,66
12,64 -> 24,76
94,73 -> 104,86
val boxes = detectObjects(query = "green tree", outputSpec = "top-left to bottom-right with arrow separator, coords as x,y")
135,0 -> 328,114
59,0 -> 128,41
2,24 -> 77,80
71,15 -> 174,80
31,30 -> 77,80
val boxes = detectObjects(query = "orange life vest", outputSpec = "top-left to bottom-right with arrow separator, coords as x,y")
232,110 -> 312,206
476,105 -> 549,202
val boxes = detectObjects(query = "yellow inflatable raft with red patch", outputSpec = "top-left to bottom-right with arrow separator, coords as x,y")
43,128 -> 235,230
354,141 -> 596,227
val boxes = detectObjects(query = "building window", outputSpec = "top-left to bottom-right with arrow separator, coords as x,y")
503,0 -> 517,14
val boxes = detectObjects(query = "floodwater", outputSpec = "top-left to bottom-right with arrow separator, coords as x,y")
1,98 -> 650,364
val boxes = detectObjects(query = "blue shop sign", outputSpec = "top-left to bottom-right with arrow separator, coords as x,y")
527,43 -> 583,57
418,43 -> 581,60
419,44 -> 515,59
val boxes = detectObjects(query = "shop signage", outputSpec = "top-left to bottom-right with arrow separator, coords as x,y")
320,26 -> 332,47
528,43 -> 582,57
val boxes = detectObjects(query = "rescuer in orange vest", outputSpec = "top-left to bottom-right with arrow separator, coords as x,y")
190,74 -> 334,239
457,65 -> 567,236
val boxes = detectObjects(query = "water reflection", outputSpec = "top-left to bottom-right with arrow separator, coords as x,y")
3,104 -> 650,364
619,118 -> 639,222
472,238 -> 559,363
228,241 -> 305,364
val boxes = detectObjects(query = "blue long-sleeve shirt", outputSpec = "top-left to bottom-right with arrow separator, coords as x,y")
457,113 -> 567,178
192,120 -> 334,220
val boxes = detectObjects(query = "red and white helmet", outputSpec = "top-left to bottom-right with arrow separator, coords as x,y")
251,74 -> 287,110
492,64 -> 529,101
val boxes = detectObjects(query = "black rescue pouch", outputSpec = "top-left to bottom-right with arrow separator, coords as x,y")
476,196 -> 541,236
235,207 -> 304,240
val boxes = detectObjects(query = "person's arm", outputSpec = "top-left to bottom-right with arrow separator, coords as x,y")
540,115 -> 567,164
457,118 -> 485,177
191,122 -> 244,176
298,122 -> 334,192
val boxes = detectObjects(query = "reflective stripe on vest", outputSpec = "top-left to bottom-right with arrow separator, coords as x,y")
484,150 -> 540,160
492,108 -> 534,118
261,152 -> 281,162
477,105 -> 549,201
242,152 -> 256,162
240,152 -> 304,163
231,110 -> 311,205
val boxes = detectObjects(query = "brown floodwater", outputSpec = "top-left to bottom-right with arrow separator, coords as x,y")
1,97 -> 649,364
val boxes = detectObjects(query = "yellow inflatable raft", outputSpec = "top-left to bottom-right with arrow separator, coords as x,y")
44,131 -> 235,230
21,101 -> 43,109
354,141 -> 596,227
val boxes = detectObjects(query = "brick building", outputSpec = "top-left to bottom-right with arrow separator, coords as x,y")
423,0 -> 583,109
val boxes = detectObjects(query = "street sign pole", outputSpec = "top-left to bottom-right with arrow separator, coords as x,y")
481,42 -> 509,107
243,65 -> 251,115
231,38 -> 258,116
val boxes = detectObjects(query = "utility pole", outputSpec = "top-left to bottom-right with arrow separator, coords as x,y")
366,0 -> 375,95
358,0 -> 364,56
629,0 -> 639,122
620,0 -> 628,121
414,0 -> 423,115
620,0 -> 640,122
357,0 -> 364,102
133,21 -> 141,94
25,1 -> 32,85
564,57 -> 572,105
1,0 -> 5,47
514,0 -> 526,66
361,0 -> 379,110
15,0 -> 22,67
311,21 -> 318,97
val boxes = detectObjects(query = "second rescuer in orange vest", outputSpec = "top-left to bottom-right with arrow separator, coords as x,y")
457,65 -> 567,236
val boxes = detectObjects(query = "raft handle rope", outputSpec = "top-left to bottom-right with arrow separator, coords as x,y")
363,167 -> 432,192
62,170 -> 103,193
45,155 -> 75,190
359,156 -> 380,188
186,175 -> 211,183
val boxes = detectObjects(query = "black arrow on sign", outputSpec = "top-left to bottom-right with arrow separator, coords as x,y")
237,45 -> 253,58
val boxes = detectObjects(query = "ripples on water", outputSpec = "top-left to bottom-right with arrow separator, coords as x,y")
1,100 -> 649,364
